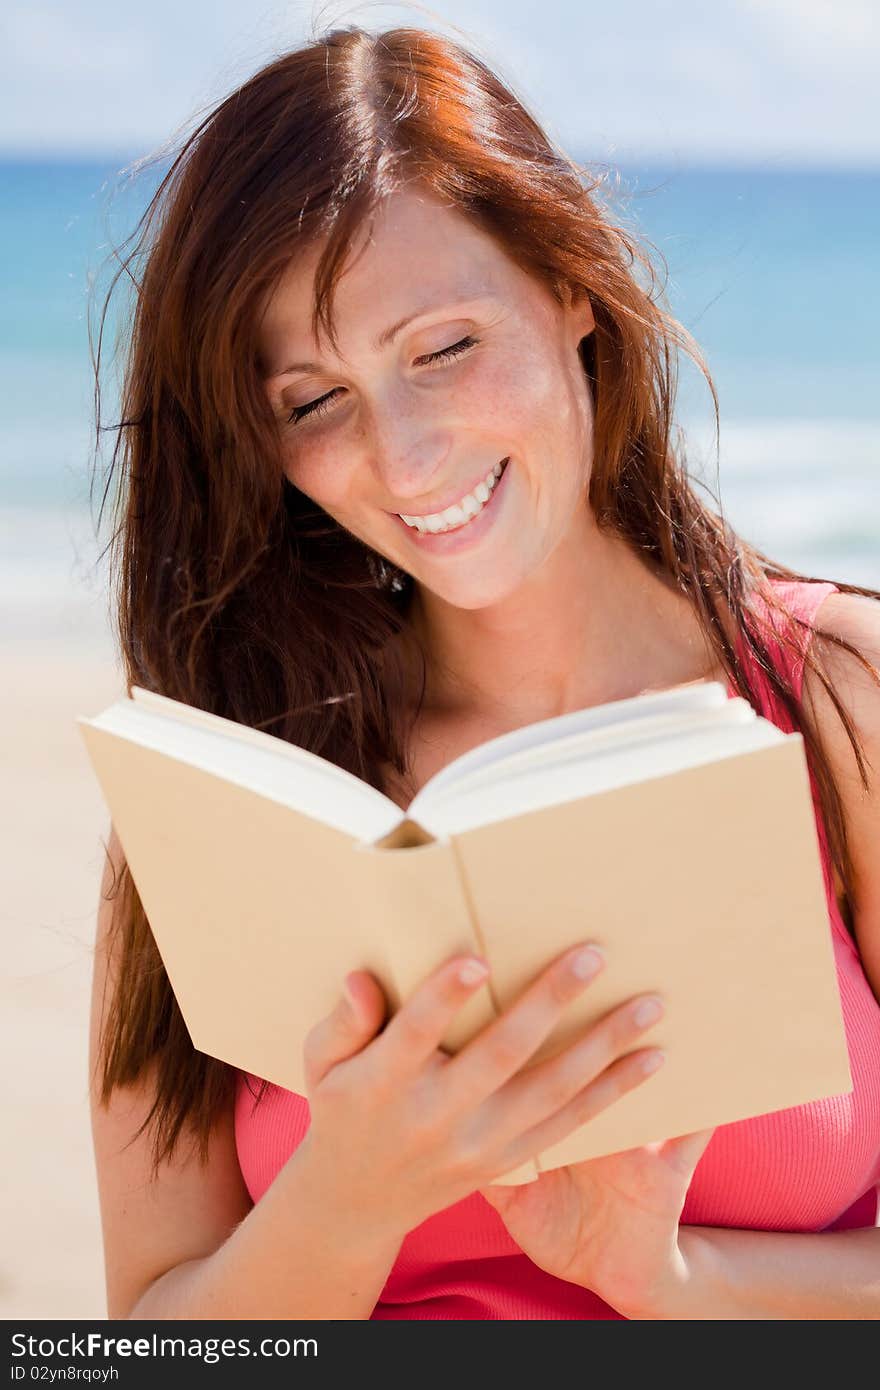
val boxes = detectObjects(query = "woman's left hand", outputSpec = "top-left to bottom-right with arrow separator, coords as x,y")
480,1126 -> 716,1318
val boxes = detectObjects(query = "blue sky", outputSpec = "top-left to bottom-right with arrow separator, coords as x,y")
1,0 -> 877,164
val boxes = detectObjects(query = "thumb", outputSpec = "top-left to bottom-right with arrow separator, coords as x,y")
341,970 -> 388,1038
478,1183 -> 520,1219
655,1126 -> 716,1175
302,970 -> 387,1092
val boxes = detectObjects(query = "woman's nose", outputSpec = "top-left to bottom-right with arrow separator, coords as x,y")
366,390 -> 455,506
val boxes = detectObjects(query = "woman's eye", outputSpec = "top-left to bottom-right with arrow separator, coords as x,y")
417,334 -> 478,366
286,336 -> 478,425
288,388 -> 343,425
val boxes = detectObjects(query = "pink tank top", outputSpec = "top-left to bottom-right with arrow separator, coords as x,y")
234,580 -> 880,1319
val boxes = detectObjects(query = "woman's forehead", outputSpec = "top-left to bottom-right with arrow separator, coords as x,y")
258,192 -> 515,366
271,189 -> 501,304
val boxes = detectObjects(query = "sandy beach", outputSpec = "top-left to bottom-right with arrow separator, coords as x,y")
3,626 -> 124,1318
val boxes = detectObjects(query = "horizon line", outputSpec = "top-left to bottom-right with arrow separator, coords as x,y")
1,149 -> 879,175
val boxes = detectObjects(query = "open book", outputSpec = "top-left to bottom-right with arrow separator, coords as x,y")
78,680 -> 851,1185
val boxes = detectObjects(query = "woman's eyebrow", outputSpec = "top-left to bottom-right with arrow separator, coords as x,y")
265,296 -> 496,379
375,303 -> 434,351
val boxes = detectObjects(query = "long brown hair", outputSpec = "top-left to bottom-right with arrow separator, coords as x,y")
90,25 -> 879,1175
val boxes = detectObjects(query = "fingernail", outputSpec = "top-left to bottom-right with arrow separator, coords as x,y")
632,996 -> 663,1028
458,958 -> 490,987
641,1049 -> 666,1074
570,945 -> 604,980
343,974 -> 359,1008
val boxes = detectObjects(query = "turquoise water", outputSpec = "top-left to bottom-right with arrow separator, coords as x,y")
1,158 -> 877,638
615,166 -> 880,421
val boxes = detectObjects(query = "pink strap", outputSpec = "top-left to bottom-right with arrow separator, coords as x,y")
743,580 -> 839,721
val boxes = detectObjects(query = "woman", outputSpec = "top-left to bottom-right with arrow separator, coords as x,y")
89,26 -> 880,1319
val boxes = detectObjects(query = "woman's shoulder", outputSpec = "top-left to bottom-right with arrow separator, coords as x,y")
806,586 -> 880,652
799,586 -> 880,753
799,587 -> 880,1004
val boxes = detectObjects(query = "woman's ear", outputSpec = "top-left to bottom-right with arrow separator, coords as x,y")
562,284 -> 596,346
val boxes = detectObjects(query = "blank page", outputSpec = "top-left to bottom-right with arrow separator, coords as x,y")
414,711 -> 784,837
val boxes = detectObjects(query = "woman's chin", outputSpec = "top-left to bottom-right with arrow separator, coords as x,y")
412,566 -> 530,612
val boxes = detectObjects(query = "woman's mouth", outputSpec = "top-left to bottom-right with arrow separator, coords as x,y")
397,458 -> 508,536
389,457 -> 512,556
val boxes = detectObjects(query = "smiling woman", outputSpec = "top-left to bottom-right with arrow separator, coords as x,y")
88,24 -> 880,1321
257,188 -> 595,597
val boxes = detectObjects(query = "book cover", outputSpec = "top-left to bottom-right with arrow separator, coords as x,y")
78,696 -> 853,1185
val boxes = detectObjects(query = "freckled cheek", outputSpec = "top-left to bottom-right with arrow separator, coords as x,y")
454,355 -> 560,449
281,441 -> 356,513
503,351 -> 592,472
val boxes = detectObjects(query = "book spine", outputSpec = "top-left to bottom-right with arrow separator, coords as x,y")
356,836 -> 539,1186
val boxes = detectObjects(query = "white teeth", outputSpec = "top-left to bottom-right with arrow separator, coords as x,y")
399,459 -> 507,535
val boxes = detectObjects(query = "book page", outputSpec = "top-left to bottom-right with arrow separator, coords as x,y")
411,693 -> 756,815
414,716 -> 784,837
410,679 -> 731,810
83,698 -> 403,844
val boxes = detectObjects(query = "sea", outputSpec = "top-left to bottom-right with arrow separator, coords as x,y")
1,159 -> 877,645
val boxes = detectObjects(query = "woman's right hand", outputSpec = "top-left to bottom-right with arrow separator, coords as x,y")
292,945 -> 665,1243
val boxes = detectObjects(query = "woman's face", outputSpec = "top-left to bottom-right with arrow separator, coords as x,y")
259,186 -> 596,610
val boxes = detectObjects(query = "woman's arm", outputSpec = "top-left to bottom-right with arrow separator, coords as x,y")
661,1226 -> 880,1319
91,830 -> 401,1319
127,1140 -> 404,1320
641,591 -> 880,1321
